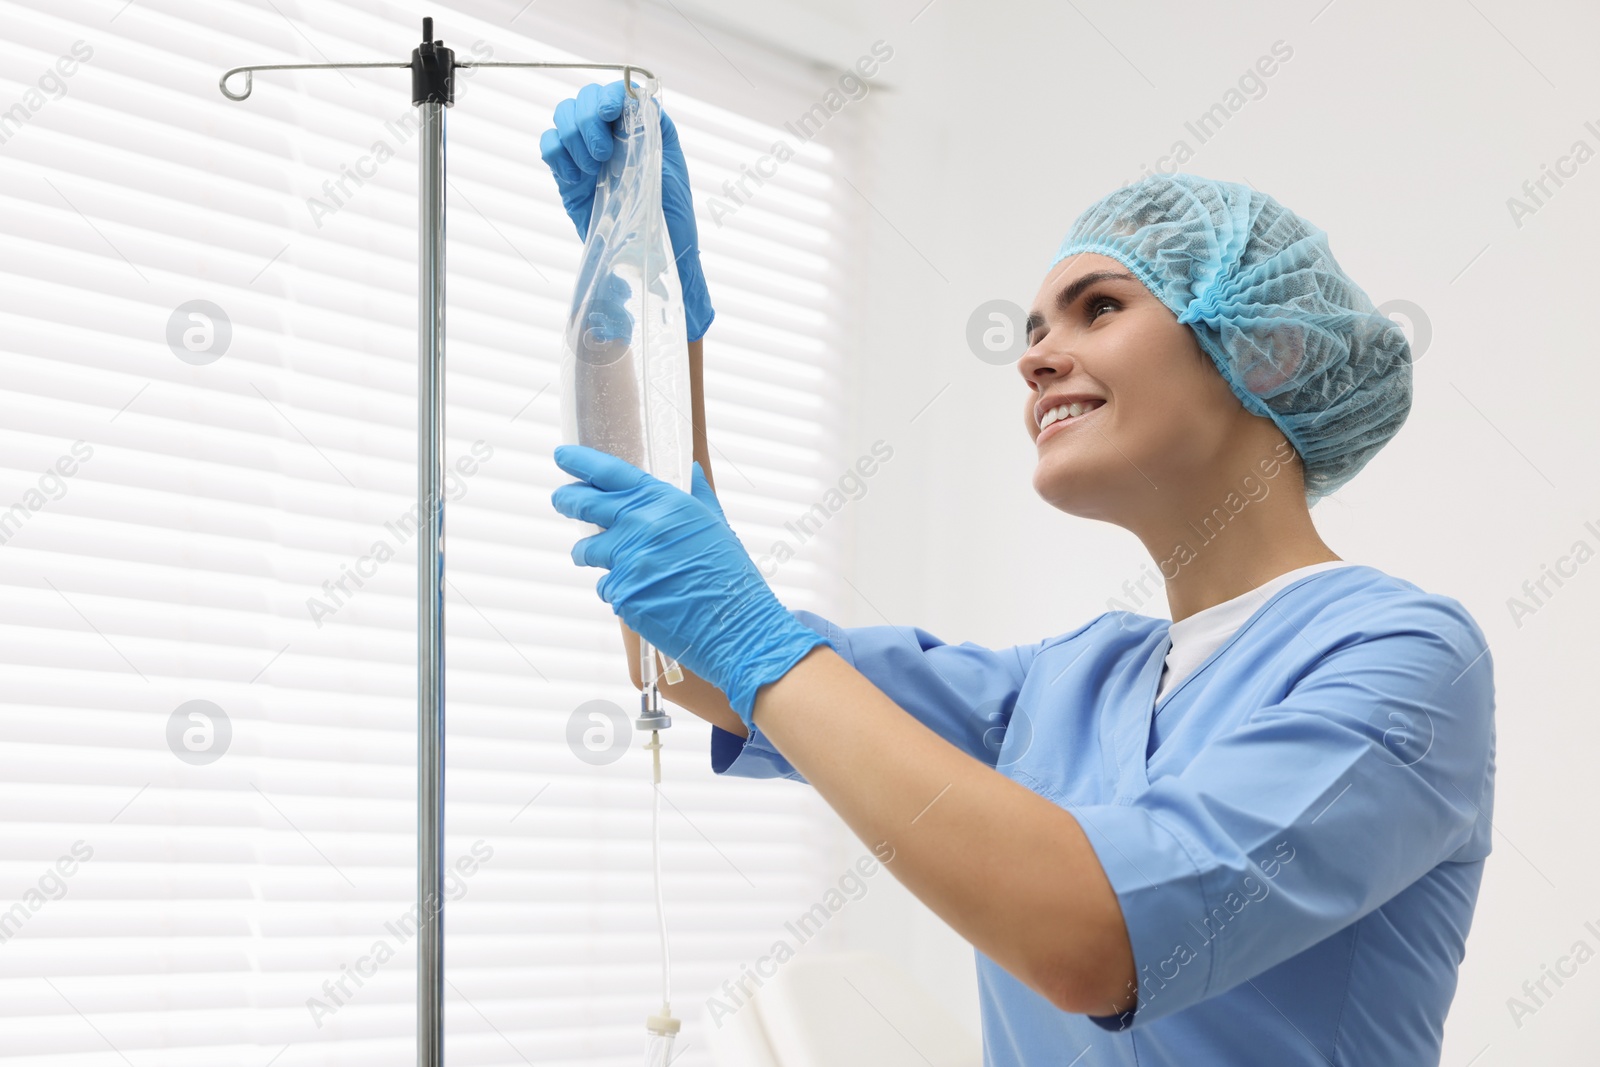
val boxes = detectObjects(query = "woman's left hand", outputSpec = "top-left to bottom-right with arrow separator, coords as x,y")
550,444 -> 829,724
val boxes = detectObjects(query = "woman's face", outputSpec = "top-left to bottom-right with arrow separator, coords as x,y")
1020,252 -> 1260,521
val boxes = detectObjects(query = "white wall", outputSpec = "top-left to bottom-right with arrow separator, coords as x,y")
673,0 -> 1600,1061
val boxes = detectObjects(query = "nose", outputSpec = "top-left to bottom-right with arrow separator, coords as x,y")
1018,336 -> 1074,390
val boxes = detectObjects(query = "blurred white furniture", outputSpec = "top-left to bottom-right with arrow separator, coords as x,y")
703,949 -> 984,1067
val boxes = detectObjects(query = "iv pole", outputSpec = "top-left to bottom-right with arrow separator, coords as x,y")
220,19 -> 655,1066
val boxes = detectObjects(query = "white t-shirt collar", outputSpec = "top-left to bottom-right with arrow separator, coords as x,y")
1156,560 -> 1357,702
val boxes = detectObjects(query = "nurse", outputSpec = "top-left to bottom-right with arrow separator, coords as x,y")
545,83 -> 1495,1066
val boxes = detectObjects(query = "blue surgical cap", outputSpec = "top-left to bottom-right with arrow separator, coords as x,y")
1051,172 -> 1412,505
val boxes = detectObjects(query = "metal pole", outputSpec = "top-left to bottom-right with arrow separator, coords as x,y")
416,96 -> 446,1065
414,18 -> 452,1067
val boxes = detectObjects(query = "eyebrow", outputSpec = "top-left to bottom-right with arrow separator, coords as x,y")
1024,270 -> 1140,337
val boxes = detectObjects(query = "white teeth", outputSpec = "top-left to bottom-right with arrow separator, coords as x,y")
1039,400 -> 1102,429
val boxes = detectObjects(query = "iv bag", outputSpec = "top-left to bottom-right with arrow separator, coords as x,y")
560,82 -> 694,499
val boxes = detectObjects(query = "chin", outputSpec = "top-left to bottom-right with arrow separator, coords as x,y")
1034,467 -> 1093,516
1033,454 -> 1124,520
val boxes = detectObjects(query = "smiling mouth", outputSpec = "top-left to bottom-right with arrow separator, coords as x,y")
1036,402 -> 1105,444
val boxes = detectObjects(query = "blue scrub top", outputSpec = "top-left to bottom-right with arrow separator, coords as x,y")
710,564 -> 1496,1066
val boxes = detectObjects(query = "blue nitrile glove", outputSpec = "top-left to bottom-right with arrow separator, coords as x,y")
550,444 -> 830,726
540,81 -> 715,343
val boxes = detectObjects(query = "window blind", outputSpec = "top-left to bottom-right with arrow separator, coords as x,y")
0,0 -> 859,1062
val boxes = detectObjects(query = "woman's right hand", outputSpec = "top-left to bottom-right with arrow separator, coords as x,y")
539,80 -> 715,342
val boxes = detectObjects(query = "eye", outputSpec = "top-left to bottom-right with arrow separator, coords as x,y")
1085,294 -> 1120,321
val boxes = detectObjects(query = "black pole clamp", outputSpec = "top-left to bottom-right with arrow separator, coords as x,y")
411,17 -> 455,106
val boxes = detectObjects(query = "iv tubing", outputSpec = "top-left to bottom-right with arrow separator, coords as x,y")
642,699 -> 680,1063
